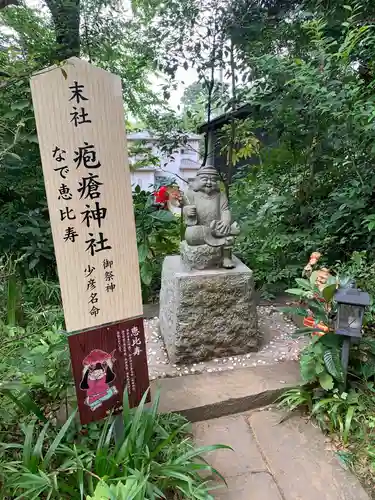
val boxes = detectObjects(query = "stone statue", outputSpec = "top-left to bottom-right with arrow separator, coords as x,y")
181,165 -> 240,269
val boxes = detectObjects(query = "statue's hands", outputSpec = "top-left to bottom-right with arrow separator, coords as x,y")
186,206 -> 197,217
216,221 -> 231,236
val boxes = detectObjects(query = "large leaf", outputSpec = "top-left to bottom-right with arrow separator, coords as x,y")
322,284 -> 337,303
318,372 -> 335,391
323,349 -> 344,382
137,243 -> 149,263
295,278 -> 315,291
300,355 -> 317,382
319,333 -> 342,348
150,210 -> 175,222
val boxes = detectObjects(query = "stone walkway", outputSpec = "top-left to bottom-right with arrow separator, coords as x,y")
193,409 -> 370,500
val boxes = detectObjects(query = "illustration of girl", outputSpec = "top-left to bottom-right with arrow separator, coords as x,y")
80,349 -> 118,411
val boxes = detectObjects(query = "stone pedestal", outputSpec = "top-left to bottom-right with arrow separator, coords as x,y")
159,255 -> 260,364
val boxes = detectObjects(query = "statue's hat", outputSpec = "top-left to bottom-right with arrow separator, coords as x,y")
196,165 -> 218,176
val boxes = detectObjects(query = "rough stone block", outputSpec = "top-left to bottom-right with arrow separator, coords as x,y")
180,240 -> 222,270
159,255 -> 260,364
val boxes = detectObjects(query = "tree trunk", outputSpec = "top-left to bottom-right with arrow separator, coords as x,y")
0,0 -> 19,9
226,37 -> 237,200
46,0 -> 80,61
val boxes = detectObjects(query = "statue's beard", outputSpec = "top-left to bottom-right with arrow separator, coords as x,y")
202,186 -> 219,194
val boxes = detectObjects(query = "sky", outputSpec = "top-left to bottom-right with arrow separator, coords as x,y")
151,66 -> 198,111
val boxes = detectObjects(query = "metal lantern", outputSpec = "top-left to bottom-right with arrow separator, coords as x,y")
334,287 -> 370,338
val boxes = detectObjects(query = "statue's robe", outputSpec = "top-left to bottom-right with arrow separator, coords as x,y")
182,188 -> 232,247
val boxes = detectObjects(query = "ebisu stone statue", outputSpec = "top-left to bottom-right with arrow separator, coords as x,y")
181,165 -> 240,270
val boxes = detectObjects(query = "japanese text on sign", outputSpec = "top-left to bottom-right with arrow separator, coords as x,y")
31,58 -> 143,332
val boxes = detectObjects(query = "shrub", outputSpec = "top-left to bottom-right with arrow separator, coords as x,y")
0,389 -> 231,499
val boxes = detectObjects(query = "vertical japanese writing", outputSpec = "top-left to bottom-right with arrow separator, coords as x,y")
126,329 -> 136,393
116,329 -> 131,391
69,81 -> 91,127
52,146 -> 77,243
131,325 -> 142,357
85,264 -> 100,317
103,258 -> 116,293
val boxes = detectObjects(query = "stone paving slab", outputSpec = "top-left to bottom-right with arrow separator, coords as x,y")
192,413 -> 282,499
214,472 -> 283,500
193,415 -> 265,476
192,410 -> 370,499
248,409 -> 370,500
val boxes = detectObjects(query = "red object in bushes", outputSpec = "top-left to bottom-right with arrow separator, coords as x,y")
154,186 -> 169,206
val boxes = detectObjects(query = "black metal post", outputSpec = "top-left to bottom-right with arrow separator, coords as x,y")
341,336 -> 351,388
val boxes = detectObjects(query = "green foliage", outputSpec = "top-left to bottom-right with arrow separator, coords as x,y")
335,251 -> 375,325
0,389 -> 231,499
277,387 -> 313,413
0,0 -> 178,282
299,335 -> 344,390
228,3 -> 375,293
133,187 -> 180,301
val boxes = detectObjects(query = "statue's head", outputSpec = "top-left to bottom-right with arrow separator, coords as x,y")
193,166 -> 220,195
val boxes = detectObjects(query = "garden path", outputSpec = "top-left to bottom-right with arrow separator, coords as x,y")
193,409 -> 370,499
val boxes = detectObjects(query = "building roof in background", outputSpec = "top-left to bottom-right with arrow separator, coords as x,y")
127,130 -> 201,140
197,104 -> 252,133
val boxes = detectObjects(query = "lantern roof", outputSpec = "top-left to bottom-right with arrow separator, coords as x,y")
335,287 -> 371,306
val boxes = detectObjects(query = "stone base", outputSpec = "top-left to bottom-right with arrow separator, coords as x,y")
159,255 -> 260,364
180,240 -> 222,270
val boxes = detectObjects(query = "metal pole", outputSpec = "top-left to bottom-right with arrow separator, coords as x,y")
341,336 -> 351,388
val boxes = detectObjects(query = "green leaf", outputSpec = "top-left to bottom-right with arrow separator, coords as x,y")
42,410 -> 77,468
300,355 -> 317,382
310,270 -> 319,286
138,243 -> 149,263
319,333 -> 341,348
140,262 -> 153,285
295,278 -> 314,291
11,99 -> 30,110
25,134 -> 39,144
150,210 -> 175,222
278,306 -> 309,317
323,350 -> 343,382
318,372 -> 334,391
5,152 -> 21,161
322,284 -> 337,303
343,405 -> 355,443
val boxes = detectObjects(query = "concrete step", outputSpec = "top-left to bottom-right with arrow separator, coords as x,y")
152,361 -> 300,422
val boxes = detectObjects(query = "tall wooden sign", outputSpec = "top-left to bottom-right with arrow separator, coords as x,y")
31,58 -> 150,424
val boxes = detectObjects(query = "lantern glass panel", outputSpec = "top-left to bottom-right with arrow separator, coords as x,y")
338,304 -> 363,333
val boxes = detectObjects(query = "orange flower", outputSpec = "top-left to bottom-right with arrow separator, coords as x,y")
303,316 -> 329,337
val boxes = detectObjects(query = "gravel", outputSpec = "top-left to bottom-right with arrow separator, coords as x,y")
146,305 -> 307,380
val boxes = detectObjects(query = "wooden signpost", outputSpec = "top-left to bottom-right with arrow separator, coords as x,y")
30,58 -> 150,424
